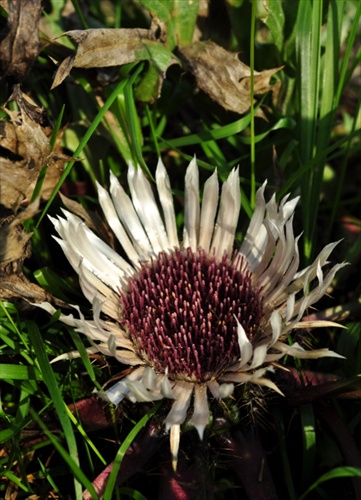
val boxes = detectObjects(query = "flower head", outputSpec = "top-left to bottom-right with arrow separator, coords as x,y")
39,157 -> 345,467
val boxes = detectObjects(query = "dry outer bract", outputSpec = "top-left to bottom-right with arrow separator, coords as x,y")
180,40 -> 282,115
0,0 -> 41,82
51,27 -> 179,89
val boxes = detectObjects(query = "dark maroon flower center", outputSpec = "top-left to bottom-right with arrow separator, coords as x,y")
120,248 -> 263,382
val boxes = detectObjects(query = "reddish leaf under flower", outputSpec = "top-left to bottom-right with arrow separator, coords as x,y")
159,453 -> 199,500
82,420 -> 167,500
280,368 -> 361,404
68,396 -> 117,432
216,428 -> 278,499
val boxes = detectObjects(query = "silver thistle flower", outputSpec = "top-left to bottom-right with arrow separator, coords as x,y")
39,157 -> 345,468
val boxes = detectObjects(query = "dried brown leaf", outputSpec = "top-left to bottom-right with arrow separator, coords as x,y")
0,87 -> 65,210
0,202 -> 65,307
51,27 -> 178,90
52,28 -> 152,88
0,272 -> 63,308
0,200 -> 38,267
0,88 -> 69,306
180,40 -> 281,114
64,27 -> 155,68
9,84 -> 53,128
0,0 -> 41,82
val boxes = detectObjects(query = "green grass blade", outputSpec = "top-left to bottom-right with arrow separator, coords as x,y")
26,320 -> 83,499
249,0 -> 257,208
308,0 -> 343,250
145,103 -> 161,157
71,0 -> 90,29
30,409 -> 99,499
258,0 -> 285,53
118,486 -> 148,500
50,104 -> 65,151
123,64 -> 149,174
157,105 -> 262,149
325,0 -> 361,238
295,0 -> 321,162
33,267 -> 81,302
296,0 -> 323,261
67,329 -> 102,389
103,402 -> 162,500
300,404 -> 316,487
66,405 -> 107,465
38,458 -> 61,495
37,76 -> 131,226
29,165 -> 49,204
0,364 -> 43,380
334,1 -> 361,105
277,128 -> 361,197
0,470 -> 31,493
299,466 -> 361,499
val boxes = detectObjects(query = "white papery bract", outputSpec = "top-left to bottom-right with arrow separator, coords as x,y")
39,157 -> 345,468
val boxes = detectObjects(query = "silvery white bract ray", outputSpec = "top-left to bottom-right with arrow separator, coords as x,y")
38,157 -> 346,469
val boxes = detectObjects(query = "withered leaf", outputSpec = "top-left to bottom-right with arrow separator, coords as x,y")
0,272 -> 64,309
10,84 -> 53,128
51,27 -> 179,90
180,40 -> 281,114
0,202 -> 65,307
0,0 -> 41,82
0,88 -> 65,211
0,201 -> 38,267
